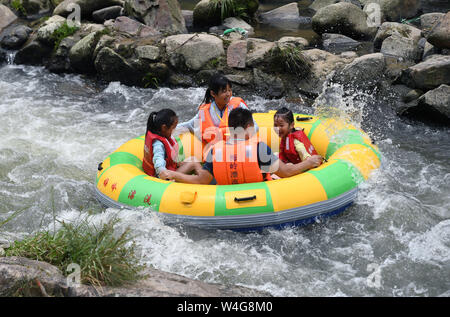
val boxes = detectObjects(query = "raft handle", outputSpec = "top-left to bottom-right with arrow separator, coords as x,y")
234,195 -> 257,202
98,162 -> 103,171
296,116 -> 313,121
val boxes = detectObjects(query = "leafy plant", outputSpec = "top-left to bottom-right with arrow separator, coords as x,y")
209,0 -> 248,22
11,0 -> 27,16
5,217 -> 145,287
50,22 -> 79,51
142,73 -> 159,89
269,45 -> 312,76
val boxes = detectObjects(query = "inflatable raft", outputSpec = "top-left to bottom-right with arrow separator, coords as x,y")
95,111 -> 381,230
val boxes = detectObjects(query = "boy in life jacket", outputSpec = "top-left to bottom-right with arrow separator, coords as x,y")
162,108 -> 323,184
176,72 -> 258,158
274,107 -> 322,166
143,109 -> 202,179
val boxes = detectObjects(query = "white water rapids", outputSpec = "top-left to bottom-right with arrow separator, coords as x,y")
0,63 -> 449,296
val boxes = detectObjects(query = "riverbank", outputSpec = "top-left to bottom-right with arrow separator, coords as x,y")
0,0 -> 449,126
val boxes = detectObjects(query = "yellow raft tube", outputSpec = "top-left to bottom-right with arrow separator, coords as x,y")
95,111 -> 381,230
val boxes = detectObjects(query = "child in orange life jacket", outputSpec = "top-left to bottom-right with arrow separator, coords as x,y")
142,109 -> 201,179
163,108 -> 323,185
273,107 -> 323,167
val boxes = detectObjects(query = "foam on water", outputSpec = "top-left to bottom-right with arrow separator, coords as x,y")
0,64 -> 449,296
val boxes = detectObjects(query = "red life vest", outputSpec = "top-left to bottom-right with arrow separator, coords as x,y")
198,97 -> 247,145
212,137 -> 271,185
279,129 -> 318,164
142,131 -> 179,176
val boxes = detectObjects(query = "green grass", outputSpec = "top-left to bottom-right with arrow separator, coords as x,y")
209,0 -> 248,22
4,217 -> 145,287
11,0 -> 27,16
269,46 -> 312,76
51,22 -> 79,51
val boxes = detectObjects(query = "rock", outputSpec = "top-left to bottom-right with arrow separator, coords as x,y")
373,22 -> 422,48
227,40 -> 247,68
0,256 -> 69,296
135,45 -> 160,61
92,5 -> 124,23
312,2 -> 376,39
226,74 -> 252,86
0,256 -> 269,297
361,0 -> 420,22
69,31 -> 103,73
93,34 -> 116,57
276,36 -> 309,49
36,15 -> 67,46
246,38 -> 275,67
417,84 -> 450,118
422,40 -> 438,60
18,0 -> 52,16
420,13 -> 445,38
222,17 -> 254,36
0,4 -> 18,34
124,0 -> 187,35
53,0 -> 123,18
94,46 -> 139,85
419,0 -> 450,14
164,33 -> 224,71
400,54 -> 450,90
333,52 -> 385,88
253,68 -> 285,98
1,25 -> 32,49
259,2 -> 310,30
309,0 -> 340,11
321,33 -> 362,53
383,54 -> 415,79
380,33 -> 422,62
48,36 -> 79,73
14,39 -> 52,65
427,12 -> 450,49
182,10 -> 193,28
0,49 -> 6,64
113,16 -> 160,38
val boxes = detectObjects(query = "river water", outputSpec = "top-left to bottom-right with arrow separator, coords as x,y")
0,60 -> 449,296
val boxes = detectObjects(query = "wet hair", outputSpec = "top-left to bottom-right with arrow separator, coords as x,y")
274,107 -> 294,125
146,108 -> 177,135
201,72 -> 232,106
228,108 -> 253,130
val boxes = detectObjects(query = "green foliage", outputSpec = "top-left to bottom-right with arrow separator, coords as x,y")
209,0 -> 249,22
51,22 -> 79,51
142,73 -> 159,89
269,45 -> 312,76
5,217 -> 145,287
11,0 -> 27,16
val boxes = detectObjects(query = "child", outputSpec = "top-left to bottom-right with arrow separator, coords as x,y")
274,107 -> 323,166
143,109 -> 201,179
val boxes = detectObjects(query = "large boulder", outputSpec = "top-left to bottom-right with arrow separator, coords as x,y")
0,4 -> 17,34
53,0 -> 123,18
259,2 -> 310,29
333,52 -> 386,89
361,0 -> 421,22
14,39 -> 53,65
94,46 -> 140,85
92,5 -> 125,23
0,25 -> 32,49
124,0 -> 187,35
400,54 -> 450,90
163,33 -> 224,71
373,22 -> 422,48
321,33 -> 363,53
419,0 -> 450,14
69,31 -> 103,73
312,2 -> 376,39
245,38 -> 275,67
426,12 -> 450,50
36,15 -> 67,46
417,84 -> 450,119
113,16 -> 161,38
420,13 -> 445,38
380,33 -> 422,62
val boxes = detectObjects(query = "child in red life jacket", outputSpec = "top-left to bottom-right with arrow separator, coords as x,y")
142,109 -> 201,179
274,107 -> 323,167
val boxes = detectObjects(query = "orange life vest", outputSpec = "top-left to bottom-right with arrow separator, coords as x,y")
142,131 -> 178,176
212,137 -> 271,185
198,97 -> 247,146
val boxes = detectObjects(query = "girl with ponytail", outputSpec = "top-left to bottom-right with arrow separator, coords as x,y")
143,109 -> 201,179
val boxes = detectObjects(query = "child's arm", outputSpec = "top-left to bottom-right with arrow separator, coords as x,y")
293,139 -> 311,161
152,140 -> 167,177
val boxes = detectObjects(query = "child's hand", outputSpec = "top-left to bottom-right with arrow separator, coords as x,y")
159,170 -> 174,181
306,155 -> 323,168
